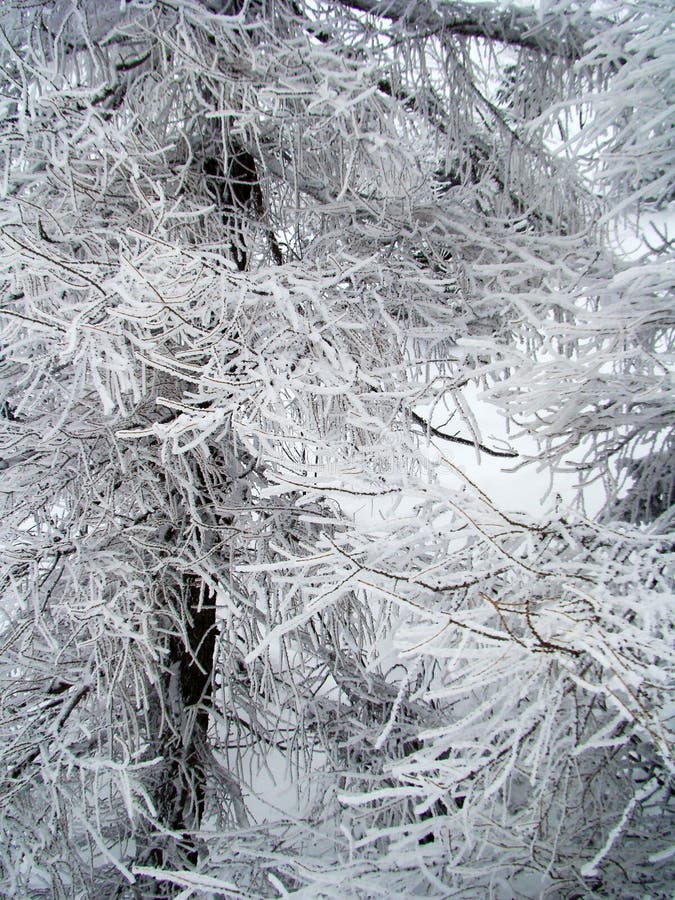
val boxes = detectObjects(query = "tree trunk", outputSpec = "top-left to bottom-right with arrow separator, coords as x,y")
144,575 -> 216,886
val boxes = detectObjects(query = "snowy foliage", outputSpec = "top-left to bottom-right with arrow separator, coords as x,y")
0,0 -> 672,896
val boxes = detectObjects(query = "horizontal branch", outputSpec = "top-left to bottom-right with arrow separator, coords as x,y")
411,411 -> 517,458
333,0 -> 593,59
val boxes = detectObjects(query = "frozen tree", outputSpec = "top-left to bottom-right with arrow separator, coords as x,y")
0,0 -> 672,896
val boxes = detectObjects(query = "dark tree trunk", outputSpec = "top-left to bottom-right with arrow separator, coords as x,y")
166,575 -> 216,832
205,145 -> 283,269
146,574 -> 217,881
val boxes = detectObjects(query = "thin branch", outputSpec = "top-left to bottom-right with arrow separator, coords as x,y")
7,684 -> 91,780
410,411 -> 517,458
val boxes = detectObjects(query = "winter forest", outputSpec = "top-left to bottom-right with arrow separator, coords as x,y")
0,0 -> 673,896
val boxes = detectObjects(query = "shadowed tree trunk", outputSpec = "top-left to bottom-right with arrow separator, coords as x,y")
149,574 -> 216,871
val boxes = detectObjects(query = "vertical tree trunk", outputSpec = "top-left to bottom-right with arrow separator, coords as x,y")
167,575 -> 216,832
146,575 -> 216,872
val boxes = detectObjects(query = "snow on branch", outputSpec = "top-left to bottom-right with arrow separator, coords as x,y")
333,0 -> 597,58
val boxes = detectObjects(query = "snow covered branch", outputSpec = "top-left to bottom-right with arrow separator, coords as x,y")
334,0 -> 597,58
